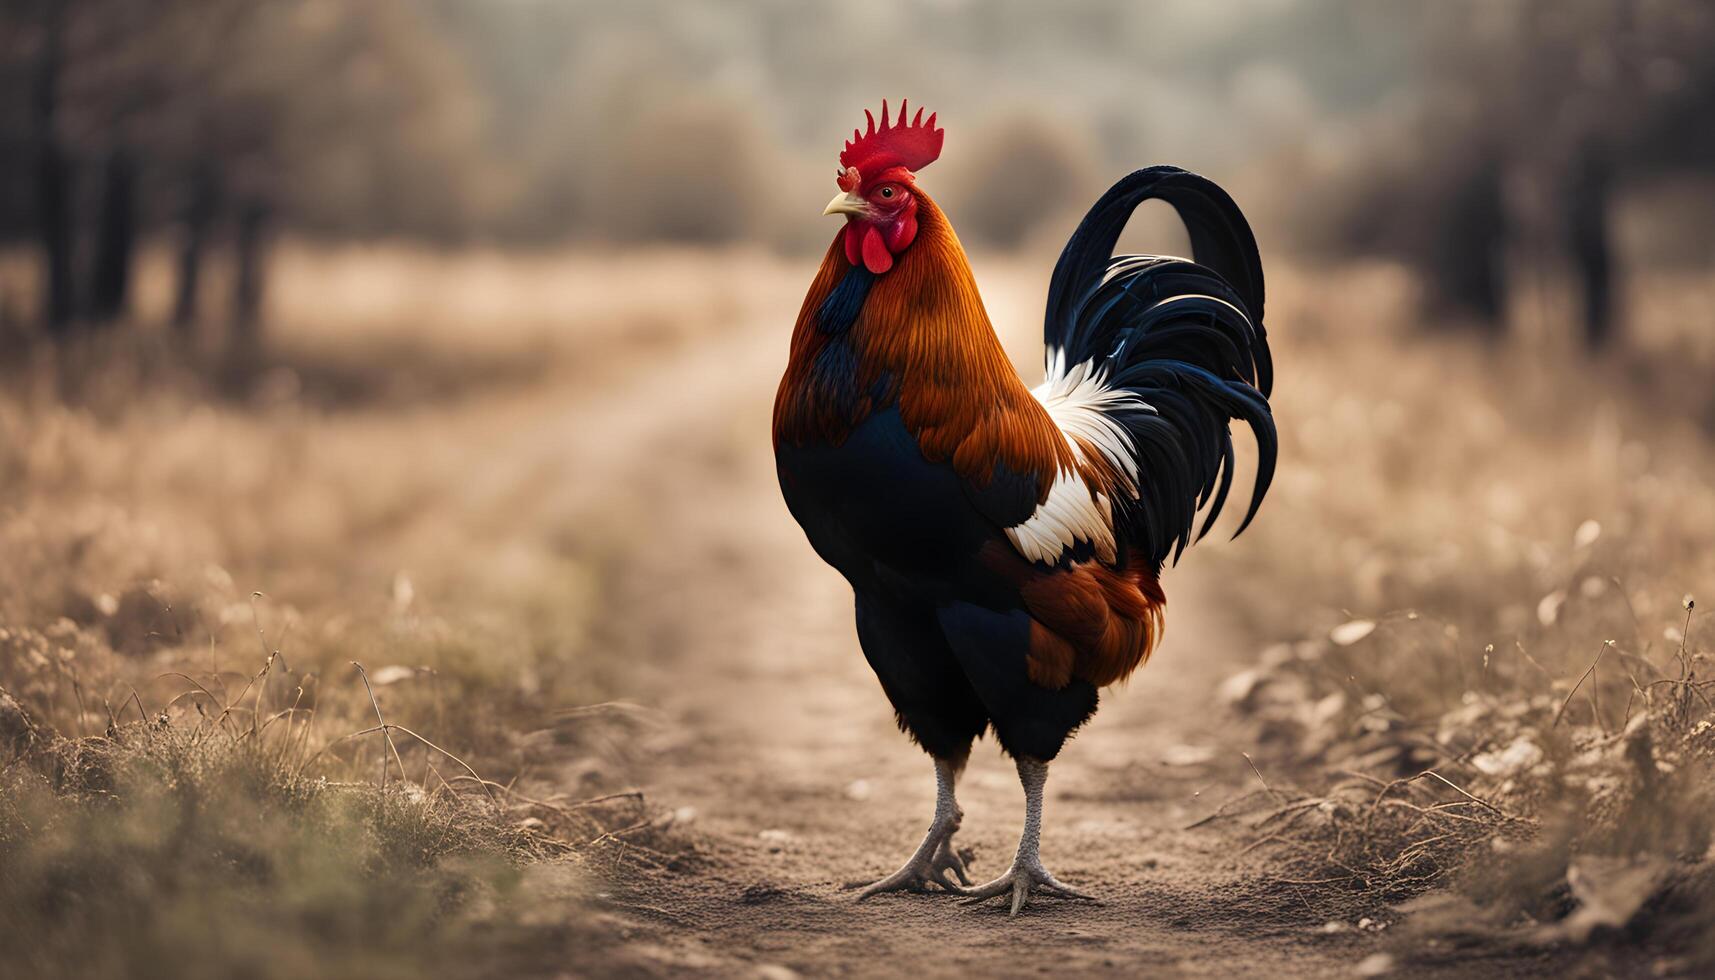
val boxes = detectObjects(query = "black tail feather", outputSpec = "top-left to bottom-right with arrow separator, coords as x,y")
1044,167 -> 1276,571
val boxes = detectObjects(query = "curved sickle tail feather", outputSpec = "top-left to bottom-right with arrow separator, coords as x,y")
1041,166 -> 1276,573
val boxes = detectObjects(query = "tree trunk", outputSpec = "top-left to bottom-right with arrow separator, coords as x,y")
232,197 -> 271,353
172,165 -> 218,332
90,148 -> 138,325
33,2 -> 75,335
1424,150 -> 1508,335
1568,142 -> 1615,351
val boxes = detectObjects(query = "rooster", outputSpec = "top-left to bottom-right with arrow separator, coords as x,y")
773,101 -> 1274,915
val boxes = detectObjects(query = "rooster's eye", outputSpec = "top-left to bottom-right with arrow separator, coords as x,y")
879,187 -> 894,199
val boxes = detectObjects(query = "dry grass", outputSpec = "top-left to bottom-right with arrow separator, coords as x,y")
0,243 -> 794,977
0,644 -> 676,979
1200,260 -> 1715,968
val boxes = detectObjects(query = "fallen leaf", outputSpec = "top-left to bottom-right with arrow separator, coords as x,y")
1471,736 -> 1543,777
1330,620 -> 1376,646
1161,744 -> 1218,766
1218,668 -> 1263,707
369,665 -> 416,685
1572,519 -> 1602,549
1537,590 -> 1567,627
1308,691 -> 1346,727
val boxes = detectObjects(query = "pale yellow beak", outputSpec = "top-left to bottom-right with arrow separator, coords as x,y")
823,191 -> 869,217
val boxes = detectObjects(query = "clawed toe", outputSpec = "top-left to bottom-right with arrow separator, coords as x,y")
959,860 -> 1095,915
848,759 -> 975,902
851,856 -> 969,899
850,819 -> 971,900
933,836 -> 973,886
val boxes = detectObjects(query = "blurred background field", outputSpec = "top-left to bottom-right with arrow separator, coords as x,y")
2,1 -> 1715,977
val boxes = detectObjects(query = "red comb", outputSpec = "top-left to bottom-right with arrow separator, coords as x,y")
839,99 -> 944,177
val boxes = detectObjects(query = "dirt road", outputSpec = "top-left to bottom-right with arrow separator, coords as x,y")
616,534 -> 1373,977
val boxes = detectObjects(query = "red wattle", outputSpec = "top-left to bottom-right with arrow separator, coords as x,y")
842,224 -> 863,267
861,225 -> 893,274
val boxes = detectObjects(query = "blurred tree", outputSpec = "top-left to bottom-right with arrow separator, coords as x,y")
1295,117 -> 1511,335
1566,138 -> 1614,350
0,0 -> 1706,361
1296,0 -> 1715,350
0,0 -> 489,350
30,0 -> 75,334
171,162 -> 217,332
136,0 -> 490,344
943,112 -> 1098,250
232,197 -> 269,354
89,147 -> 137,323
1423,145 -> 1509,332
599,94 -> 780,245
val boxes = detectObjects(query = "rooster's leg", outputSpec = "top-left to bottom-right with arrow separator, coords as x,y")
849,757 -> 971,899
959,757 -> 1094,915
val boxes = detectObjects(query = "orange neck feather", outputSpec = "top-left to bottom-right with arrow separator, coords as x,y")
775,192 -> 1071,493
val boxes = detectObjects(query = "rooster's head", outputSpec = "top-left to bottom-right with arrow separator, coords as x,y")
824,100 -> 944,275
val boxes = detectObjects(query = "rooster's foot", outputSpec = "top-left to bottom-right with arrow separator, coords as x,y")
958,857 -> 1094,915
958,757 -> 1094,915
847,816 -> 971,899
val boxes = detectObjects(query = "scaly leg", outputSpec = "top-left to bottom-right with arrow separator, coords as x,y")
960,757 -> 1094,915
849,757 -> 972,899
